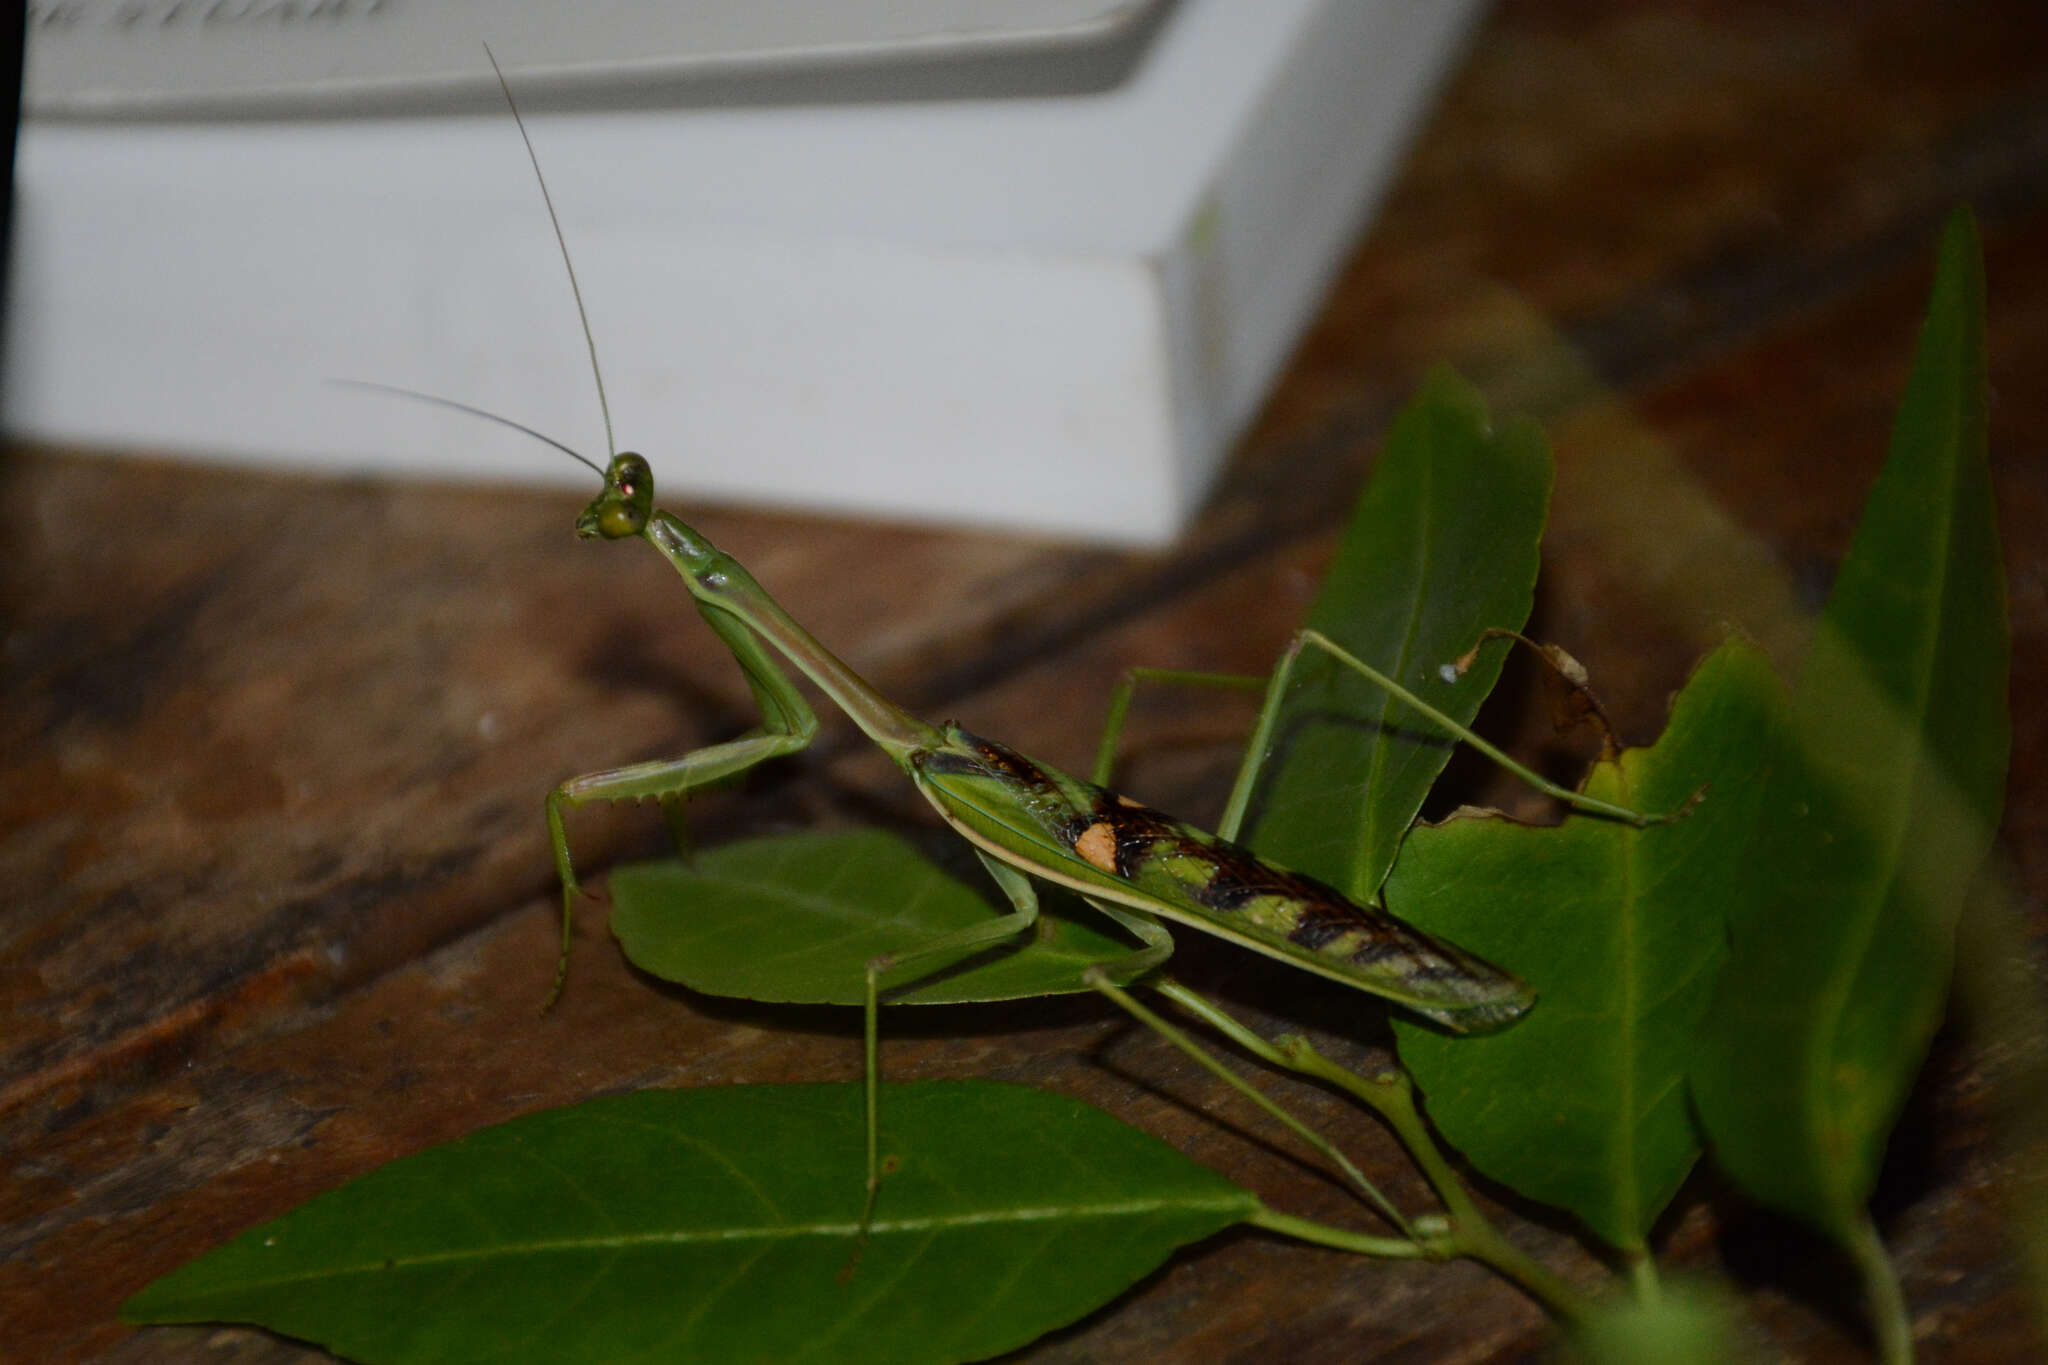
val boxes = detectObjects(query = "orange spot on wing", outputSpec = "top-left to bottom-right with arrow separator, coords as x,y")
1074,822 -> 1120,874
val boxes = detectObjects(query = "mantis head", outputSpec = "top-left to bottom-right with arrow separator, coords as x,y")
578,452 -> 655,540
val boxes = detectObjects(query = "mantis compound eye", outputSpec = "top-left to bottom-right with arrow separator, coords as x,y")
596,502 -> 643,538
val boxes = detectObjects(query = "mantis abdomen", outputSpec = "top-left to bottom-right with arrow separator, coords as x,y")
914,727 -> 1534,1031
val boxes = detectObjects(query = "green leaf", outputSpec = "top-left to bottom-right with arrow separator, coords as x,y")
611,828 -> 1145,1005
124,1081 -> 1258,1365
1691,208 -> 2009,1237
1244,367 -> 1552,898
1388,641 -> 1780,1250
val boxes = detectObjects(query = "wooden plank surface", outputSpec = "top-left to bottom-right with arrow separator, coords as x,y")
5,2 -> 2045,1359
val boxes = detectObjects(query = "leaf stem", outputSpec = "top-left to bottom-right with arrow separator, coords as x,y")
1624,1246 -> 1661,1302
1248,1204 -> 1429,1259
1153,981 -> 1600,1322
1270,1032 -> 1600,1325
1118,981 -> 1590,1298
1844,1210 -> 1914,1365
1094,977 -> 1410,1236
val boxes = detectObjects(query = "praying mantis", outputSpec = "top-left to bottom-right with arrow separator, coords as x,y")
537,441 -> 1660,1219
381,50 -> 1656,1224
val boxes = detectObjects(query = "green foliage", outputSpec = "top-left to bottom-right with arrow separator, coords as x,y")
123,1082 -> 1256,1365
1241,366 -> 1552,899
1388,640 -> 1780,1251
611,828 -> 1142,1005
126,217 -> 2006,1362
1690,208 -> 2008,1240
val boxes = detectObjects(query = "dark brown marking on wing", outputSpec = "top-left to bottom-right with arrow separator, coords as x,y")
1103,809 -> 1441,969
915,749 -> 992,779
951,729 -> 1096,845
940,732 -> 1509,995
1185,844 -> 1337,916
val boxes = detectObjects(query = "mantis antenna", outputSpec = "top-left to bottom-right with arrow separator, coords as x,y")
333,48 -> 622,487
483,41 -> 618,467
327,379 -> 606,480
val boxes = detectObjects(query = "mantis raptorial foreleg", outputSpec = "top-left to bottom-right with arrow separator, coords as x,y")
545,602 -> 818,1004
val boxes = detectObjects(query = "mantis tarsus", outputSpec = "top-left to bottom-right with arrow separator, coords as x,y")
387,49 -> 1656,1226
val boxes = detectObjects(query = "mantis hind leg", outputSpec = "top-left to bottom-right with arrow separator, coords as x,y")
1091,633 -> 1651,846
1248,629 -> 1652,832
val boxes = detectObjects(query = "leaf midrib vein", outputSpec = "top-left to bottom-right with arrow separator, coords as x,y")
167,1193 -> 1251,1298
